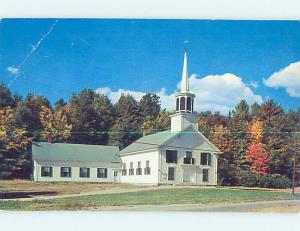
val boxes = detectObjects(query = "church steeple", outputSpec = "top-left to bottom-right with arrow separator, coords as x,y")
174,50 -> 195,114
170,50 -> 198,133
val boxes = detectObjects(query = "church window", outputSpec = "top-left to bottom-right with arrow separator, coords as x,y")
201,153 -> 212,166
184,151 -> 195,164
129,162 -> 134,175
166,150 -> 177,163
187,97 -> 191,111
180,97 -> 185,111
192,98 -> 194,112
176,98 -> 179,111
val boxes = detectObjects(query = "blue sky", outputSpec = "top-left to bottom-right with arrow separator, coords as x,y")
0,19 -> 300,114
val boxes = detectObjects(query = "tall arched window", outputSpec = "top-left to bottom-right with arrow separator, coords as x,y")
176,98 -> 179,111
180,97 -> 185,111
191,98 -> 194,112
187,97 -> 191,112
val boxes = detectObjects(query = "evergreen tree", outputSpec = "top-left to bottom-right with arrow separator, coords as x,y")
0,82 -> 16,108
68,89 -> 114,144
260,100 -> 291,176
139,93 -> 161,118
109,94 -> 143,148
229,100 -> 251,176
14,94 -> 50,139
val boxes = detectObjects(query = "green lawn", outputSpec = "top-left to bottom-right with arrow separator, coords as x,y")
0,188 -> 298,211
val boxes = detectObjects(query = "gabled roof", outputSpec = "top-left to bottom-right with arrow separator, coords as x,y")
32,142 -> 121,163
119,126 -> 221,155
119,130 -> 176,155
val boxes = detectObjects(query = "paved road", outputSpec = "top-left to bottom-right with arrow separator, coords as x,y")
98,200 -> 300,212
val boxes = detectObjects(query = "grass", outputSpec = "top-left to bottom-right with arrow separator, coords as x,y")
0,180 -> 137,199
0,188 -> 299,211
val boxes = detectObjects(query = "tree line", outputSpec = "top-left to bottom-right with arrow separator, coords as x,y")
0,82 -> 299,187
0,82 -> 169,179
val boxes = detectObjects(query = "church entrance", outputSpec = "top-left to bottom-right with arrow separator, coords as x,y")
183,168 -> 196,183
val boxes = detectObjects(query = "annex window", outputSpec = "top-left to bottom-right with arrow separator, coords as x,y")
136,161 -> 142,175
79,167 -> 90,178
60,167 -> 72,178
203,169 -> 209,182
183,151 -> 195,165
97,168 -> 107,178
129,162 -> 134,175
201,153 -> 211,166
144,160 -> 151,175
166,150 -> 177,164
122,163 -> 127,176
41,166 -> 52,177
168,167 -> 175,181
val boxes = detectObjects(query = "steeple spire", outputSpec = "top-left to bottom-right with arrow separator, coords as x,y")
171,49 -> 197,133
181,50 -> 189,93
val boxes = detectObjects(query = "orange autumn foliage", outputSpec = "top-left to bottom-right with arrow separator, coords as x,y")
246,120 -> 269,175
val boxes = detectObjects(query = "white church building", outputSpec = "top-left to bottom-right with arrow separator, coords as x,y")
32,51 -> 221,185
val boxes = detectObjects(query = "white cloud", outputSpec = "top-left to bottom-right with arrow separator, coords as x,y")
95,73 -> 263,115
95,87 -> 175,110
249,81 -> 259,88
7,66 -> 19,75
264,61 -> 300,97
188,73 -> 263,114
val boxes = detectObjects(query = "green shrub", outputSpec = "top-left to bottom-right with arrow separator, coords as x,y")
238,171 -> 291,189
238,171 -> 259,187
258,174 -> 291,189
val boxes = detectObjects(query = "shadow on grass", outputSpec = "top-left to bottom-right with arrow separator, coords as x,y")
0,191 -> 57,199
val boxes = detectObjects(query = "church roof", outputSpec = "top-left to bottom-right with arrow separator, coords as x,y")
119,130 -> 176,155
32,142 -> 121,163
119,126 -> 221,155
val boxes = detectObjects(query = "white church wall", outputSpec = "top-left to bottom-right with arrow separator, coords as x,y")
120,150 -> 159,184
158,129 -> 218,185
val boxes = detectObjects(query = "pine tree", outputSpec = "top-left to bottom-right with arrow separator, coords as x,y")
68,89 -> 114,144
260,100 -> 290,176
14,94 -> 50,139
139,93 -> 161,118
109,94 -> 143,148
229,100 -> 251,175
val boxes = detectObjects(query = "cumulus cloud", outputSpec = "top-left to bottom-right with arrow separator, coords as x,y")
7,66 -> 19,75
264,61 -> 300,97
95,73 -> 263,114
95,87 -> 175,110
188,73 -> 263,113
